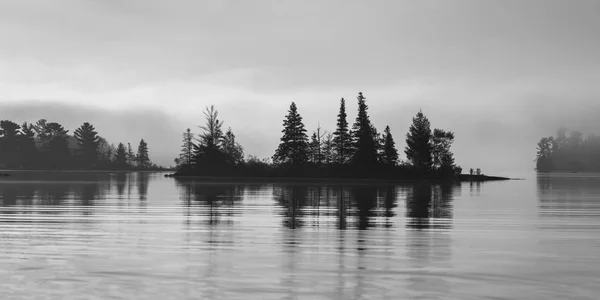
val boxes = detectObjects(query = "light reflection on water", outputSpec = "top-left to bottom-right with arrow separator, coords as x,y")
0,171 -> 599,299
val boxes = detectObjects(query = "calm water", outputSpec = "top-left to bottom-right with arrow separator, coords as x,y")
0,171 -> 599,299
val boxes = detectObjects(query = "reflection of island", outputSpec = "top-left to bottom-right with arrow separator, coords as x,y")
406,183 -> 456,230
537,174 -> 600,218
175,179 -> 243,227
272,184 -> 399,230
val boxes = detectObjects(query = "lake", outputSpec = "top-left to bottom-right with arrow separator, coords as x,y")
1,171 -> 599,299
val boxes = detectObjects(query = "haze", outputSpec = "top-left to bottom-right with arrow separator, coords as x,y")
1,0 -> 600,175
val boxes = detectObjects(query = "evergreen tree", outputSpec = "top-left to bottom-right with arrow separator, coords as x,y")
74,122 -> 100,167
114,143 -> 128,167
19,122 -> 38,168
41,122 -> 71,169
309,132 -> 320,164
351,92 -> 378,166
179,128 -> 195,165
127,143 -> 136,165
222,127 -> 244,164
405,110 -> 433,171
136,139 -> 151,168
321,133 -> 335,164
0,120 -> 22,168
198,105 -> 223,149
273,102 -> 309,165
332,98 -> 352,164
381,125 -> 399,166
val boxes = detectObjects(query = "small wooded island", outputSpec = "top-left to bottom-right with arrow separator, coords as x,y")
170,92 -> 509,182
536,127 -> 600,172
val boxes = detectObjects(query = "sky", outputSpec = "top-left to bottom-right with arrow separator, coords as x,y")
1,0 -> 600,175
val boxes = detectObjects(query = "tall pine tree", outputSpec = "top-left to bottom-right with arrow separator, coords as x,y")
351,92 -> 378,166
405,110 -> 432,171
381,125 -> 399,166
114,143 -> 128,167
74,122 -> 100,167
179,128 -> 195,165
332,98 -> 352,164
273,102 -> 309,165
136,139 -> 151,168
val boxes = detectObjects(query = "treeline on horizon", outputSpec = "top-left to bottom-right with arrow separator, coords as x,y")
0,119 -> 163,170
536,127 -> 600,172
174,92 -> 462,180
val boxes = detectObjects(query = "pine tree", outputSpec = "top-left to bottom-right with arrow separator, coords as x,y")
332,98 -> 352,164
381,125 -> 399,166
198,105 -> 223,149
273,102 -> 309,165
179,128 -> 195,165
321,133 -> 335,164
74,122 -> 100,167
222,127 -> 244,164
351,92 -> 378,166
114,143 -> 128,167
127,143 -> 136,166
136,139 -> 151,169
309,132 -> 320,164
19,122 -> 38,168
0,120 -> 22,168
42,122 -> 71,169
405,110 -> 433,171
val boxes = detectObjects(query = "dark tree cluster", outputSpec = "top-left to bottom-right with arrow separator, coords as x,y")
535,127 -> 600,172
0,119 -> 159,170
174,92 -> 460,180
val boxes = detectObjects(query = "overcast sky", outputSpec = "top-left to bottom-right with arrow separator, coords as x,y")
1,0 -> 600,174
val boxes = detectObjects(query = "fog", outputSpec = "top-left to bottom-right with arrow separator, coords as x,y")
2,0 -> 600,174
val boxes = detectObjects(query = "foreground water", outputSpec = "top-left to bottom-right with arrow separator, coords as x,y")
0,171 -> 599,299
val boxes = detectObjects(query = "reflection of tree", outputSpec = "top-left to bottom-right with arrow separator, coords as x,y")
406,183 -> 455,230
175,179 -> 241,227
380,186 -> 397,228
351,186 -> 378,230
115,173 -> 127,197
537,174 -> 600,217
137,172 -> 149,201
274,185 -> 308,229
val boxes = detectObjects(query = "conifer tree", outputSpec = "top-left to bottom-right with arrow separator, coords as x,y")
74,122 -> 100,167
351,92 -> 378,166
19,122 -> 38,168
136,139 -> 151,168
179,128 -> 195,165
405,110 -> 433,171
332,98 -> 352,164
222,127 -> 244,164
127,143 -> 136,165
114,143 -> 128,167
273,102 -> 309,165
381,125 -> 399,166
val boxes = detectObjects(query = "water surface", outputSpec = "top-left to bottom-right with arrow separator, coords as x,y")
1,171 -> 599,299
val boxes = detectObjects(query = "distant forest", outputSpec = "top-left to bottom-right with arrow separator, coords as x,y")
0,119 -> 163,170
536,128 -> 600,172
174,92 -> 462,180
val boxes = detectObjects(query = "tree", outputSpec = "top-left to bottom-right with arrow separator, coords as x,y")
41,122 -> 71,168
321,133 -> 335,164
536,136 -> 554,171
309,126 -> 325,165
332,98 -> 352,164
380,125 -> 399,166
198,105 -> 223,149
431,129 -> 456,174
272,102 -> 309,165
0,120 -> 22,168
114,143 -> 128,167
19,122 -> 38,168
351,92 -> 378,166
222,127 -> 244,165
136,139 -> 151,168
127,143 -> 136,165
74,122 -> 100,167
179,128 -> 195,165
405,110 -> 432,171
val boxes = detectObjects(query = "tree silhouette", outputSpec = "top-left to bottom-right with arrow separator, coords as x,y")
198,105 -> 223,149
405,110 -> 432,171
351,92 -> 378,167
136,139 -> 151,168
321,133 -> 335,164
273,102 -> 309,165
222,127 -> 244,165
42,122 -> 71,169
114,143 -> 128,167
535,128 -> 600,172
74,122 -> 100,167
431,129 -> 456,174
0,120 -> 22,168
19,122 -> 38,168
332,98 -> 352,164
380,125 -> 399,166
127,142 -> 136,166
179,128 -> 195,165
